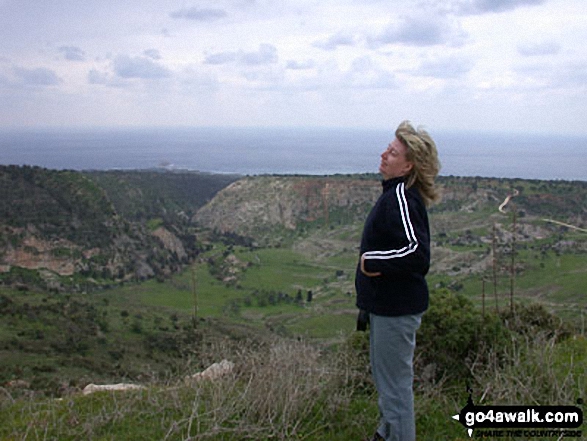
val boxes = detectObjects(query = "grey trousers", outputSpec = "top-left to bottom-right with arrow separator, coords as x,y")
370,313 -> 422,441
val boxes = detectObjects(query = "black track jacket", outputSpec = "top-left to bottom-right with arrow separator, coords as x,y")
355,177 -> 430,317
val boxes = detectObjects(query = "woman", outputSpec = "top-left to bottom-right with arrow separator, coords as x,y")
356,121 -> 441,441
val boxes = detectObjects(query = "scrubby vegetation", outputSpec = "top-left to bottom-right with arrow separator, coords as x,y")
0,165 -> 116,247
1,167 -> 585,439
84,169 -> 239,223
0,291 -> 584,440
0,166 -> 239,292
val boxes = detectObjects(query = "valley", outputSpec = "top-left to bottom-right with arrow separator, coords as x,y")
0,167 -> 586,440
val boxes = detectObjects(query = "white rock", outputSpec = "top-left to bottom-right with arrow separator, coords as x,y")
186,359 -> 234,382
82,383 -> 146,395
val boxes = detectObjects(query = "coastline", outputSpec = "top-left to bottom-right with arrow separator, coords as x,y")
1,127 -> 586,181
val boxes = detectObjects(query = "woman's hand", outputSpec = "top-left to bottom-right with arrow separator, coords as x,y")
361,255 -> 382,277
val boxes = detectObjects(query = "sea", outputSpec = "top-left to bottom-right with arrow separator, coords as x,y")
0,127 -> 585,181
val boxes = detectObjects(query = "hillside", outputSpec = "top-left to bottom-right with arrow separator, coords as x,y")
194,174 -> 587,319
2,167 -> 586,300
194,174 -> 587,240
84,169 -> 239,223
194,174 -> 587,271
193,174 -> 379,244
0,166 -> 239,291
1,168 -> 585,439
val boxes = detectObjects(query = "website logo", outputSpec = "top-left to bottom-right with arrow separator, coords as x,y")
451,389 -> 583,438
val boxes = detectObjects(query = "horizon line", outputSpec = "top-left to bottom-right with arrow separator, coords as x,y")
1,125 -> 587,137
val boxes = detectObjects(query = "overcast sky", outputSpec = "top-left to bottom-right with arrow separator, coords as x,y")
1,0 -> 586,134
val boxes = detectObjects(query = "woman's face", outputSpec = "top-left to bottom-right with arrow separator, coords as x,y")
379,138 -> 413,180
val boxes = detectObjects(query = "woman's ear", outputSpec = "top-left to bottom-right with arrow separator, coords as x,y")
403,161 -> 414,176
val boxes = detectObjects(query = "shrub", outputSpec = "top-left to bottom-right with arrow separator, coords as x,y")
499,302 -> 572,341
336,290 -> 513,390
417,289 -> 512,382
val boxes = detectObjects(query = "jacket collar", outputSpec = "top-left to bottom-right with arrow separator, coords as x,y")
381,176 -> 406,192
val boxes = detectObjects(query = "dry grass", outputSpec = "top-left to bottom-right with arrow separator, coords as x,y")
1,331 -> 584,440
470,333 -> 586,406
173,340 -> 336,440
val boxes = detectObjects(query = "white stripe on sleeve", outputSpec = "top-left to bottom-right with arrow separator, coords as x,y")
363,182 -> 418,260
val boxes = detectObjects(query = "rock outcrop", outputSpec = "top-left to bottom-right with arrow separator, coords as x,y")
193,176 -> 380,241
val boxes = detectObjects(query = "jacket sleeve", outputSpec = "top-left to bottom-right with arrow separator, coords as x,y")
361,183 -> 430,277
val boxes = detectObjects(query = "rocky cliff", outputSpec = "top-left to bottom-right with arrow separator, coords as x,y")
193,175 -> 380,243
194,174 -> 587,248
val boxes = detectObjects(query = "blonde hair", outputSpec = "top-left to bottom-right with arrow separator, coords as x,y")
395,120 -> 441,206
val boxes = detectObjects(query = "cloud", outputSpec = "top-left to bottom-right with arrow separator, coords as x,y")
341,56 -> 398,89
113,55 -> 171,79
517,41 -> 561,56
241,68 -> 284,85
368,15 -> 463,47
170,7 -> 227,21
557,62 -> 587,88
205,44 -> 278,66
313,32 -> 357,51
88,69 -> 109,85
413,55 -> 474,78
179,67 -> 219,91
286,59 -> 316,70
58,46 -> 86,61
240,44 -> 278,65
143,49 -> 162,60
515,61 -> 587,90
0,72 -> 11,87
456,0 -> 546,15
13,67 -> 61,86
204,51 -> 238,65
